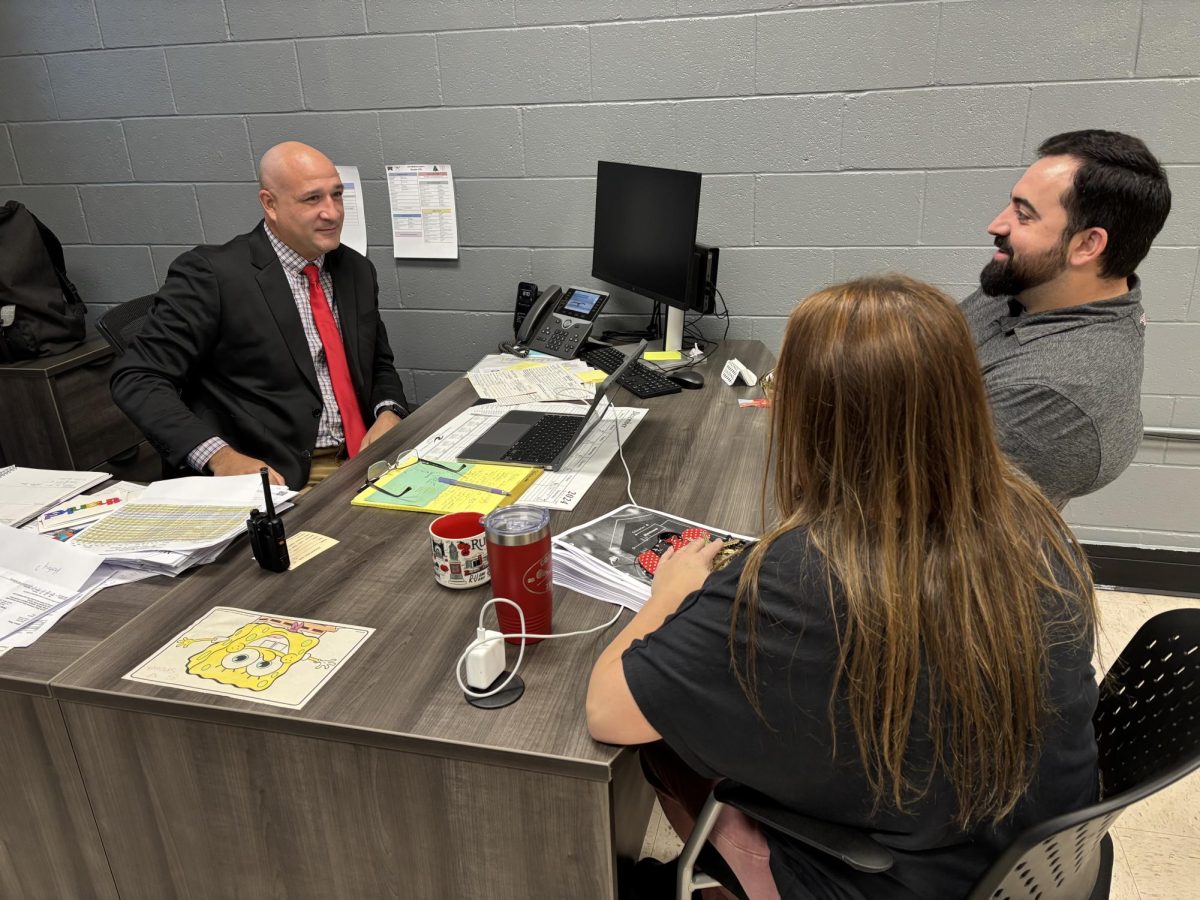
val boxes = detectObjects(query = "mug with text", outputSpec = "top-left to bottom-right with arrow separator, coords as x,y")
429,512 -> 490,589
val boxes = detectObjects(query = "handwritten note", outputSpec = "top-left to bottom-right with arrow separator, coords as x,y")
286,532 -> 339,570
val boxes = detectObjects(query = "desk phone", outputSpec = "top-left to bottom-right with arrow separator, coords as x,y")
517,285 -> 610,359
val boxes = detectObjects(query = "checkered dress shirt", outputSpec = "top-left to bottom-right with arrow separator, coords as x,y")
187,227 -> 401,473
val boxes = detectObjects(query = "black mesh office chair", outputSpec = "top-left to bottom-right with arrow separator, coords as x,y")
677,608 -> 1200,900
96,293 -> 154,355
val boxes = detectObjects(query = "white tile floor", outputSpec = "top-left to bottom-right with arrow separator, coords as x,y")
640,589 -> 1200,898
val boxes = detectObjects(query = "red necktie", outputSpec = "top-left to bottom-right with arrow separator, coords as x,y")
302,264 -> 366,457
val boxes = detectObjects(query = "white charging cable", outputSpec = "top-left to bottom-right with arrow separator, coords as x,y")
455,597 -> 625,699
454,375 -> 637,701
606,400 -> 638,508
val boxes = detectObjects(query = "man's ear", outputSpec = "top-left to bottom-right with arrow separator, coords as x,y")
258,188 -> 275,221
1069,227 -> 1109,269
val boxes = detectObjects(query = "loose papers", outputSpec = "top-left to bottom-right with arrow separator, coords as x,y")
386,164 -> 458,259
0,523 -> 103,643
70,475 -> 296,576
552,505 -> 755,612
413,401 -> 646,511
0,466 -> 110,527
466,358 -> 596,404
1,563 -> 153,650
335,164 -> 368,255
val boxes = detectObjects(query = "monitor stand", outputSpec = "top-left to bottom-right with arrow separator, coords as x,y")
663,306 -> 684,355
642,306 -> 689,370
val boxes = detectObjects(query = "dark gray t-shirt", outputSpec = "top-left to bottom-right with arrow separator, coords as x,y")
623,529 -> 1099,900
960,279 -> 1145,505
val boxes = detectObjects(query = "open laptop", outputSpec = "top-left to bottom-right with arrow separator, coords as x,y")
457,340 -> 646,471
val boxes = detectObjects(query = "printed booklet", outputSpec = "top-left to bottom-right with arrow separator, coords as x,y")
551,504 -> 755,611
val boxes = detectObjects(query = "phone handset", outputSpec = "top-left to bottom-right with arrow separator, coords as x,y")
516,285 -> 561,344
501,285 -> 562,357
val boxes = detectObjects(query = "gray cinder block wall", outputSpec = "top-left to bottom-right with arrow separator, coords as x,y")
1,0 -> 1197,550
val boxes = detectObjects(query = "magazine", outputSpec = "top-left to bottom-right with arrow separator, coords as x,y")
551,504 -> 755,611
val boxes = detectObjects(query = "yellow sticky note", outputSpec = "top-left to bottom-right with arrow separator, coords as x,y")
286,531 -> 339,569
643,350 -> 683,361
507,361 -> 545,370
578,368 -> 607,383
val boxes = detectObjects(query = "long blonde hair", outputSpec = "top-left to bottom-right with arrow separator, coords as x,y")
733,275 -> 1095,826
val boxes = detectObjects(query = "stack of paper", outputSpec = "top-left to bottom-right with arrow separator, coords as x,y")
0,561 -> 154,649
2,474 -> 298,652
36,482 -> 143,534
69,476 -> 296,577
0,523 -> 110,647
551,504 -> 755,612
466,356 -> 596,404
0,466 -> 110,526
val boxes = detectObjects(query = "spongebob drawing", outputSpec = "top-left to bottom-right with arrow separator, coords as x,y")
178,616 -> 338,692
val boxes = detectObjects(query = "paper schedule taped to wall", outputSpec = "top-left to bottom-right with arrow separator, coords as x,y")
386,164 -> 459,259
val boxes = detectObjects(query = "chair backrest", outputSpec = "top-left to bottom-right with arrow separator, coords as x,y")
1095,607 -> 1200,795
96,293 -> 154,355
967,608 -> 1200,900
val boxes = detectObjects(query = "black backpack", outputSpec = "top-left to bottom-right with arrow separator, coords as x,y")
0,200 -> 87,362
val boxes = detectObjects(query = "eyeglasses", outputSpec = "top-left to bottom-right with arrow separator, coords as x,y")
360,453 -> 466,498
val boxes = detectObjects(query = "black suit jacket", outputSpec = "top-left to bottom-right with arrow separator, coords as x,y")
111,223 -> 407,489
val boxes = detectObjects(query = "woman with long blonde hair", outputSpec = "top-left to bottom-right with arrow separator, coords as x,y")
588,276 -> 1100,899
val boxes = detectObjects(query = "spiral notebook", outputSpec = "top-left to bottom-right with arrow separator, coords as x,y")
350,457 -> 541,515
0,466 -> 110,527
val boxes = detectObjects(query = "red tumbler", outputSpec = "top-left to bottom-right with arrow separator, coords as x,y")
484,505 -> 553,645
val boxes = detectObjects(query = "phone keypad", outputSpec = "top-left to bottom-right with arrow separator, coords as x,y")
532,317 -> 585,357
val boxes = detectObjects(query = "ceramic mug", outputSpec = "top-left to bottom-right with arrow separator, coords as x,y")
429,511 -> 490,589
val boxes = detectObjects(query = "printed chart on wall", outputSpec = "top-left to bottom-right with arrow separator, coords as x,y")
124,607 -> 373,708
386,163 -> 459,259
334,164 -> 368,255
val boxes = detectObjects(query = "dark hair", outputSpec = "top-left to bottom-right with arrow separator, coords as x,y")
1037,130 -> 1171,279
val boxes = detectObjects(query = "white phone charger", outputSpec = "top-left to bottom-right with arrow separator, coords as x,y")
721,358 -> 758,387
464,628 -> 507,690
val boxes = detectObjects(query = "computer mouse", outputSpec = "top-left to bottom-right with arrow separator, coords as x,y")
668,369 -> 705,389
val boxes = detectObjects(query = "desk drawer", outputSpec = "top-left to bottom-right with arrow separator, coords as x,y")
53,360 -> 141,468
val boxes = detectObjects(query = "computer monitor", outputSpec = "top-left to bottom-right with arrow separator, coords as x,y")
591,161 -> 718,352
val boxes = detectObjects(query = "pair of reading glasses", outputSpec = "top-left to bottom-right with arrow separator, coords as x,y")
360,454 -> 466,499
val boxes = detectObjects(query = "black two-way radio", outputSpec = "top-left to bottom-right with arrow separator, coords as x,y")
247,467 -> 290,572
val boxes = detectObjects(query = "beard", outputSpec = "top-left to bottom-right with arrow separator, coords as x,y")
980,236 -> 1069,297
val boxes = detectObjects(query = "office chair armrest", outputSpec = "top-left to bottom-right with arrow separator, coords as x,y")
713,782 -> 894,874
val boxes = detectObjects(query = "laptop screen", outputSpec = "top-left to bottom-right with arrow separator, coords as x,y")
554,339 -> 647,461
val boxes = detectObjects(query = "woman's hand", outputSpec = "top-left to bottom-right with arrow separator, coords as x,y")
649,537 -> 727,607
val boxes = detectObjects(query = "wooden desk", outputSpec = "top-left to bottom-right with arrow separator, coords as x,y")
50,340 -> 775,899
0,577 -> 175,898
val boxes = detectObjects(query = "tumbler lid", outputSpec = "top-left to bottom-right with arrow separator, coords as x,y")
485,505 -> 550,546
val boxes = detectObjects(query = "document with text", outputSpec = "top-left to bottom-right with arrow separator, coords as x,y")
0,523 -> 103,643
335,164 -> 368,256
408,401 -> 646,511
386,164 -> 459,259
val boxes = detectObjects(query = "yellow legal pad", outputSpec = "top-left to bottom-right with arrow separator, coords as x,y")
350,457 -> 542,515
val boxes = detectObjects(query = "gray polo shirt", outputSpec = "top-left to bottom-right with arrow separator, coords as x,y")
960,277 -> 1145,505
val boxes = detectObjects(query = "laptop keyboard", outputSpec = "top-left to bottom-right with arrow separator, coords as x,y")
502,414 -> 583,465
584,346 -> 681,399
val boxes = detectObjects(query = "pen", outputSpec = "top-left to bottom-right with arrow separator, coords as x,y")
437,476 -> 510,496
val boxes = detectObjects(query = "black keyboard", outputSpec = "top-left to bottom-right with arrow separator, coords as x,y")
502,414 -> 582,465
584,346 -> 681,399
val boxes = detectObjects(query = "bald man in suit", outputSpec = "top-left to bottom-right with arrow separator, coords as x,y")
112,142 -> 408,490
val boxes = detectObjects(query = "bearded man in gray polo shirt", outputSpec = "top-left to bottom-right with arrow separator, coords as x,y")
960,130 -> 1171,506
